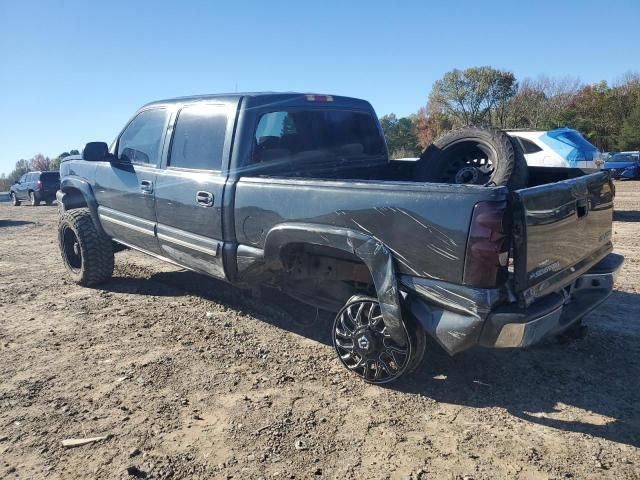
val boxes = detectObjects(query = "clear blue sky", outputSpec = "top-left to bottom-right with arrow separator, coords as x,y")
1,0 -> 639,174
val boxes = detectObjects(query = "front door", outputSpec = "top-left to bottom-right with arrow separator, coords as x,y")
154,103 -> 229,278
94,107 -> 169,254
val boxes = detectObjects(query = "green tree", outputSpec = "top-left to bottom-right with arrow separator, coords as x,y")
562,82 -> 620,150
429,67 -> 517,126
617,99 -> 640,150
379,114 -> 421,158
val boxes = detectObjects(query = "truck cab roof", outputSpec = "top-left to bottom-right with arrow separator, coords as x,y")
142,92 -> 372,110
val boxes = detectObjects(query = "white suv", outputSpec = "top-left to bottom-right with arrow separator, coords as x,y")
507,128 -> 602,169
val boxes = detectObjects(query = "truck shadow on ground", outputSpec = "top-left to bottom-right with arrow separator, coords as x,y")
0,219 -> 35,227
613,210 -> 640,222
103,268 -> 639,448
106,268 -> 335,342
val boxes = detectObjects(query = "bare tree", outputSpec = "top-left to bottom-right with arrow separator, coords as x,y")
507,75 -> 582,129
29,153 -> 52,171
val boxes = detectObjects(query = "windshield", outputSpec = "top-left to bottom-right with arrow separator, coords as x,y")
610,153 -> 639,162
253,109 -> 385,165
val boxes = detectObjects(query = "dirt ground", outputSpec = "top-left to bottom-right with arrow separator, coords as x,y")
0,182 -> 639,480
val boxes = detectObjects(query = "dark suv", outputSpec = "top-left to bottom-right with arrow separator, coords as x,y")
10,171 -> 60,206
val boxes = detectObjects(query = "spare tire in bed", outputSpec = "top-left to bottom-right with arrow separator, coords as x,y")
413,126 -> 528,190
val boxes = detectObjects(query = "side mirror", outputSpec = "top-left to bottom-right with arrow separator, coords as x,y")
83,142 -> 109,161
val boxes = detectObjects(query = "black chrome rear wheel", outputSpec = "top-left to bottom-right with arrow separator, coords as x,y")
332,296 -> 413,384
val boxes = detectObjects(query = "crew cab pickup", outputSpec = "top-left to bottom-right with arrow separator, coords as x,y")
57,93 -> 623,383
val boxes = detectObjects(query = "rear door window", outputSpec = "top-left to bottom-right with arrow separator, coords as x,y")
117,108 -> 168,166
168,104 -> 228,170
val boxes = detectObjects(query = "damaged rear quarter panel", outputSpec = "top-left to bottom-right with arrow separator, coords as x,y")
233,176 -> 507,284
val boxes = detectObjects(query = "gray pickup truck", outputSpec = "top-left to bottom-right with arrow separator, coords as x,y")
57,92 -> 622,384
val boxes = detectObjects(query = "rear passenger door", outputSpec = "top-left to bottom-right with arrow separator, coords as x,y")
94,107 -> 169,254
154,103 -> 230,279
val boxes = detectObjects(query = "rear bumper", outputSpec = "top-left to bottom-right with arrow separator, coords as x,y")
480,253 -> 623,348
35,190 -> 57,201
402,253 -> 623,354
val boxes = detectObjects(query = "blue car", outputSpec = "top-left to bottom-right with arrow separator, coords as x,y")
603,151 -> 640,179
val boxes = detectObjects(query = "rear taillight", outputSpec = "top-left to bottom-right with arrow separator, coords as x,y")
463,201 -> 510,288
36,180 -> 43,190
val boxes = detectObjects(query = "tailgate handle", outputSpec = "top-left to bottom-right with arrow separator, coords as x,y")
576,199 -> 589,218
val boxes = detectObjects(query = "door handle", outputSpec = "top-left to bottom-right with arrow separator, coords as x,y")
140,180 -> 153,194
196,191 -> 214,207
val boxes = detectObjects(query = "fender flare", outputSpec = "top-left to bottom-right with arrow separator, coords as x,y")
263,223 -> 407,346
59,177 -> 105,235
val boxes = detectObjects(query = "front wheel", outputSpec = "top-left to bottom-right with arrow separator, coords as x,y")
58,208 -> 114,286
10,192 -> 20,206
332,296 -> 426,384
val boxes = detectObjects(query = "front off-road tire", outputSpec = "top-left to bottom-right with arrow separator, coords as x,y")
332,295 -> 426,384
414,126 -> 528,190
58,208 -> 114,286
10,192 -> 20,206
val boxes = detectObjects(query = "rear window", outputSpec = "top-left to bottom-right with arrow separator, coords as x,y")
548,129 -> 596,151
41,172 -> 60,182
252,109 -> 385,164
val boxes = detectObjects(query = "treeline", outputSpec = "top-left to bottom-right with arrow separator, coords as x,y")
382,67 -> 640,158
0,150 -> 78,191
3,68 -> 640,187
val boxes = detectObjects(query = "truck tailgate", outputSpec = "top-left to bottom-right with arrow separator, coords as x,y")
511,171 -> 614,304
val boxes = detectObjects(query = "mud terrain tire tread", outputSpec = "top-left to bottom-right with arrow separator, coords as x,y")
414,126 -> 528,190
58,208 -> 114,286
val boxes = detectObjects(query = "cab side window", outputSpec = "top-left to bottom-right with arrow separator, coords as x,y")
168,104 -> 228,171
117,108 -> 168,166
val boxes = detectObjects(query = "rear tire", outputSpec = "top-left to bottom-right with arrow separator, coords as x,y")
10,192 -> 20,206
58,208 -> 114,286
414,126 -> 528,190
332,295 -> 426,384
29,191 -> 40,206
